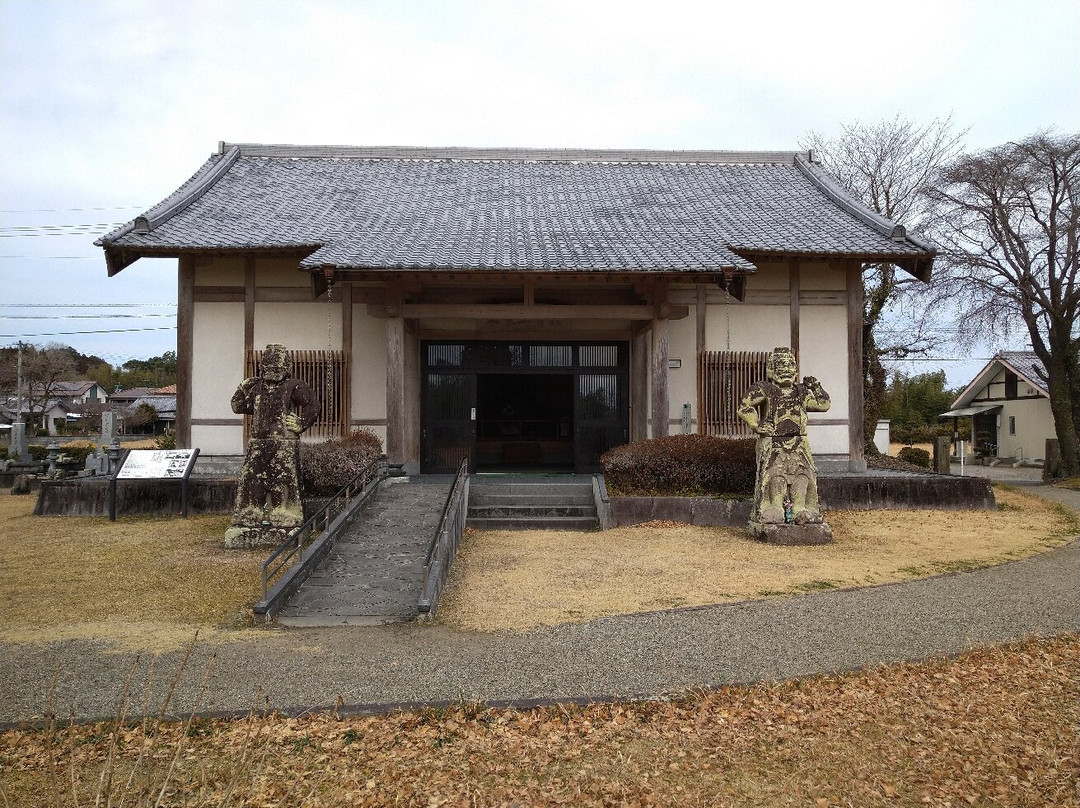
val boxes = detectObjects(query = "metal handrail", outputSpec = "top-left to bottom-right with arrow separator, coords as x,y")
417,457 -> 470,616
257,455 -> 388,610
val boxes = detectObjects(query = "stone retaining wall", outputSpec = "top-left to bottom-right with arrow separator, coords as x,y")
33,478 -> 238,517
597,474 -> 996,529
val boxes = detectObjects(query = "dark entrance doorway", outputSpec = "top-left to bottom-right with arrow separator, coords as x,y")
476,374 -> 574,471
420,341 -> 629,474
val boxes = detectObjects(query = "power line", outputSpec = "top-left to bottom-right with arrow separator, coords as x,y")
0,224 -> 123,238
3,314 -> 176,320
0,206 -> 142,213
0,326 -> 177,338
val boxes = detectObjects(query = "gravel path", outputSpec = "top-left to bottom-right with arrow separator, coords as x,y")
3,526 -> 1077,725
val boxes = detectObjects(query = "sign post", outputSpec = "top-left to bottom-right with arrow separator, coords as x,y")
109,448 -> 201,521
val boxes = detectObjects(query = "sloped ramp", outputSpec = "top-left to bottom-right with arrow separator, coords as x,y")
276,478 -> 450,627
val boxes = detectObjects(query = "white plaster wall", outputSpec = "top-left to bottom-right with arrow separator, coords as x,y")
799,261 -> 846,290
706,304 -> 789,352
253,302 -> 339,350
747,262 -> 790,289
192,424 -> 244,455
195,256 -> 244,285
997,399 -> 1054,460
667,311 -> 697,426
259,257 -> 310,285
191,302 -> 245,455
800,304 -> 849,455
351,309 -> 388,424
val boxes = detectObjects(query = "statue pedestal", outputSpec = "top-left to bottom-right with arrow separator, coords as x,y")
224,525 -> 289,549
750,522 -> 833,545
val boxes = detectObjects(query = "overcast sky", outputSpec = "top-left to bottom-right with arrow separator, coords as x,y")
2,0 -> 1077,386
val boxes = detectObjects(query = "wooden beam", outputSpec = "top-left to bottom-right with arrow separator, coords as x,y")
176,256 -> 195,449
373,303 -> 689,320
847,262 -> 866,471
789,259 -> 800,363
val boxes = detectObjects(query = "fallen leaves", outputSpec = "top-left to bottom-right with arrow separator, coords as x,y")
2,634 -> 1076,807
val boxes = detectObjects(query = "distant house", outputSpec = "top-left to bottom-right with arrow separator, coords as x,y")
941,352 -> 1053,462
127,395 -> 177,434
50,381 -> 109,406
97,143 -> 937,474
0,396 -> 73,436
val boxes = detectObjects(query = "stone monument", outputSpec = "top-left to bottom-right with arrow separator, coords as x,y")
736,347 -> 833,545
225,344 -> 320,549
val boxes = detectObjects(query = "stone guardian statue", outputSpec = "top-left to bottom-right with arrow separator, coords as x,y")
225,344 -> 320,548
736,347 -> 833,544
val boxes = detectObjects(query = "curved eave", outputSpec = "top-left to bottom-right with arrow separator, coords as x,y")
733,247 -> 932,282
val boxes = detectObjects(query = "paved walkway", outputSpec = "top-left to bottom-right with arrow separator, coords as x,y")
276,478 -> 450,627
1,476 -> 1077,725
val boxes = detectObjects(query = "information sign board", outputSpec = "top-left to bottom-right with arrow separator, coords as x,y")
116,449 -> 199,480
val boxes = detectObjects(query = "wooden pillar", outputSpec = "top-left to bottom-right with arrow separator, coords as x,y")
340,283 -> 353,436
651,281 -> 671,438
243,256 -> 255,354
789,260 -> 800,363
404,324 -> 420,471
385,283 -> 405,466
847,262 -> 866,471
176,256 -> 195,449
695,285 -> 707,357
631,325 -> 649,442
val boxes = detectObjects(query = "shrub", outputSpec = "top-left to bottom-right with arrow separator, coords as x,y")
897,446 -> 932,468
155,433 -> 177,450
28,444 -> 49,461
0,447 -> 7,460
601,434 -> 756,497
300,428 -> 384,497
57,443 -> 96,465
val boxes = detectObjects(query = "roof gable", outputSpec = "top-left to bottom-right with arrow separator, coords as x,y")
99,143 -> 936,279
951,351 -> 1049,408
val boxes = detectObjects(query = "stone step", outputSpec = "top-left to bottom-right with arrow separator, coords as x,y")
469,504 -> 598,519
468,515 -> 600,531
470,481 -> 594,498
469,490 -> 596,507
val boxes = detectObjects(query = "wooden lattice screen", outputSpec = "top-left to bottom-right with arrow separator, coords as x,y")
697,350 -> 769,436
244,349 -> 349,441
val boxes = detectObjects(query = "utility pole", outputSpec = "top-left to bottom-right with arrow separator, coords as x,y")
16,341 -> 24,424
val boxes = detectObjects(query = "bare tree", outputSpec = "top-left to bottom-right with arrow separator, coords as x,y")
0,342 -> 77,428
802,116 -> 967,449
931,132 -> 1080,476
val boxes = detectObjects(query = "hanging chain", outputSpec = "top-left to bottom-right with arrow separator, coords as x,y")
724,276 -> 732,351
326,278 -> 335,434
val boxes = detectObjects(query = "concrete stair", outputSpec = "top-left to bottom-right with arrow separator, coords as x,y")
468,476 -> 599,531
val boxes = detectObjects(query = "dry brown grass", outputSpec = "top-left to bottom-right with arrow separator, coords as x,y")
437,487 -> 1078,632
0,494 -> 263,652
2,634 -> 1075,807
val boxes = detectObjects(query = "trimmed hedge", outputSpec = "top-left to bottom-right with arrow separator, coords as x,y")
897,446 -> 932,468
601,434 -> 756,497
300,428 -> 384,497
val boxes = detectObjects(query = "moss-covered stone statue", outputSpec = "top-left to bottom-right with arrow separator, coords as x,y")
224,344 -> 320,549
737,347 -> 833,544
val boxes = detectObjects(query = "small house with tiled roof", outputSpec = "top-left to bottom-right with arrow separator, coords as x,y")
97,143 -> 936,474
941,351 -> 1054,462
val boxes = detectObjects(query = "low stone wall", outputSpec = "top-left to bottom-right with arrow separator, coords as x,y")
33,478 -> 238,517
597,473 -> 996,529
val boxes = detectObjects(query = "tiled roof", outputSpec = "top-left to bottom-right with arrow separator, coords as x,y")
998,351 -> 1049,396
98,144 -> 935,278
951,350 -> 1050,408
